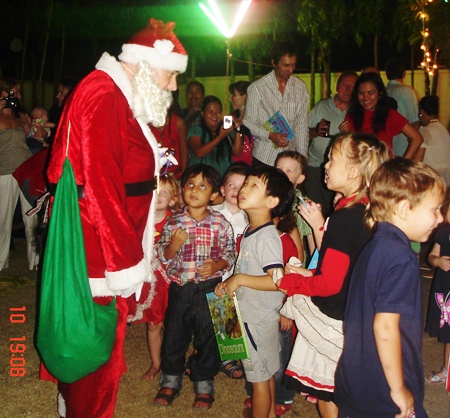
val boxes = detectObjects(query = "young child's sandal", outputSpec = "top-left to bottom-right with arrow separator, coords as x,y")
193,393 -> 214,409
220,360 -> 244,379
424,368 -> 447,384
153,387 -> 180,406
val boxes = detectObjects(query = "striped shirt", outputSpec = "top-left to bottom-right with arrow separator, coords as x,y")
243,70 -> 309,165
157,208 -> 236,286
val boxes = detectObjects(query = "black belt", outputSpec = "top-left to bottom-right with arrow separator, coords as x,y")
49,178 -> 157,199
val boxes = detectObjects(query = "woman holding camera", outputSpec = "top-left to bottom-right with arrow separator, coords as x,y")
187,95 -> 243,177
0,78 -> 38,271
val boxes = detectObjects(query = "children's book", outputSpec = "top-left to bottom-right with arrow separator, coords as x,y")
206,292 -> 249,361
307,249 -> 319,270
263,111 -> 295,142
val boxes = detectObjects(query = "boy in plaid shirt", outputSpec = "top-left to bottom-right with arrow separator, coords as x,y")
154,164 -> 236,409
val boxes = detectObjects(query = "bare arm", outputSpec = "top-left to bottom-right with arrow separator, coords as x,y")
298,201 -> 325,250
289,226 -> 305,263
188,125 -> 234,158
231,131 -> 243,157
428,243 -> 450,272
402,123 -> 423,159
221,267 -> 282,298
413,147 -> 425,162
373,313 -> 414,417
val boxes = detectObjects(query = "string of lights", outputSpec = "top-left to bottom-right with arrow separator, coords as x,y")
419,0 -> 439,76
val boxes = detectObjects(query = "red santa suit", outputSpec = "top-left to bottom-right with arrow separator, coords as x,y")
46,52 -> 155,418
45,19 -> 187,418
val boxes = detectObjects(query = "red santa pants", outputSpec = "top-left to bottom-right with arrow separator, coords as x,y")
58,296 -> 128,418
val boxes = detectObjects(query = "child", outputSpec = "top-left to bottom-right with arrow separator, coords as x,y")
335,158 -> 445,417
154,164 -> 236,409
275,150 -> 315,263
211,162 -> 250,380
277,133 -> 389,418
424,187 -> 450,385
140,175 -> 179,380
27,105 -> 55,154
243,211 -> 300,416
30,105 -> 55,137
211,163 -> 250,262
215,165 -> 296,418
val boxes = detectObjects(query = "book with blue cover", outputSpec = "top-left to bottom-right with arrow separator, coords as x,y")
308,249 -> 319,270
206,292 -> 249,361
263,111 -> 295,141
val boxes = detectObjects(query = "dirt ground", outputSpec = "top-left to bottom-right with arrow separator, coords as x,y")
1,237 -> 450,417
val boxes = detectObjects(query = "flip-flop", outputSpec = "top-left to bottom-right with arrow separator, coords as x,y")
193,393 -> 215,409
153,387 -> 180,406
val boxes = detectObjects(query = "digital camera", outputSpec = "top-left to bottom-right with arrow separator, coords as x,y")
2,90 -> 20,110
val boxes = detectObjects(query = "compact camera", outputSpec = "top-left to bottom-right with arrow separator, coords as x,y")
2,90 -> 20,110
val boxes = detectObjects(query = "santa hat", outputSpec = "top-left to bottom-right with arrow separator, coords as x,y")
119,18 -> 188,73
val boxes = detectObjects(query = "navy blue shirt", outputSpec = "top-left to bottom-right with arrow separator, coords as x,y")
335,222 -> 427,418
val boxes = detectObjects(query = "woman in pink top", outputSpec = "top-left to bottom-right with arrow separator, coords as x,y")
339,72 -> 422,158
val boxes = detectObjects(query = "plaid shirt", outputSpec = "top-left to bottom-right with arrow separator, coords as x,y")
157,208 -> 236,286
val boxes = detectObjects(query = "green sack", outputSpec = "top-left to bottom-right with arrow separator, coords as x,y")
37,158 -> 118,383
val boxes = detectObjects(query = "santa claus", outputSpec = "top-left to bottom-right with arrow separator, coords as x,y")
45,18 -> 187,417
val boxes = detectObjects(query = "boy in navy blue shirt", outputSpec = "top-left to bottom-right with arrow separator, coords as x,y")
335,158 -> 445,418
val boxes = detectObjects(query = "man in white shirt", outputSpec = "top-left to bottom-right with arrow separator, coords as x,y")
243,41 -> 309,166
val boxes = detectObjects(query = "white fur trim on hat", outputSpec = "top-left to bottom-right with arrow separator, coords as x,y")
119,43 -> 188,73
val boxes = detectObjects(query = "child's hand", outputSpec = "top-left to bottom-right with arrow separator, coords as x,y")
390,386 -> 414,418
214,282 -> 226,298
197,258 -> 217,278
284,264 -> 313,276
279,315 -> 293,331
223,275 -> 241,297
43,121 -> 56,129
171,227 -> 188,247
298,200 -> 325,231
437,256 -> 450,272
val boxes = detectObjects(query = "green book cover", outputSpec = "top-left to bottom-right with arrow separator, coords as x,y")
206,292 -> 249,361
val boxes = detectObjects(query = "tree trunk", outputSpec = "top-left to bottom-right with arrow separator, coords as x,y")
248,52 -> 255,82
190,54 -> 197,80
431,68 -> 439,96
58,23 -> 66,84
38,0 -> 54,103
21,8 -> 31,85
424,71 -> 430,96
319,43 -> 332,99
325,44 -> 332,98
310,51 -> 316,109
410,45 -> 414,88
373,34 -> 379,70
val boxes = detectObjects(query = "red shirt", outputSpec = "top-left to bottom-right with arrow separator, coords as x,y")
345,109 -> 407,154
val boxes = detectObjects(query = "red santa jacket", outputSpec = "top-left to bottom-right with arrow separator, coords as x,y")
47,53 -> 159,299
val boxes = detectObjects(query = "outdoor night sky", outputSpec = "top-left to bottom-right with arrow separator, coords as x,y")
1,0 -> 423,82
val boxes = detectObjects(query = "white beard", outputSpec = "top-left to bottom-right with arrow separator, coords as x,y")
131,61 -> 172,127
